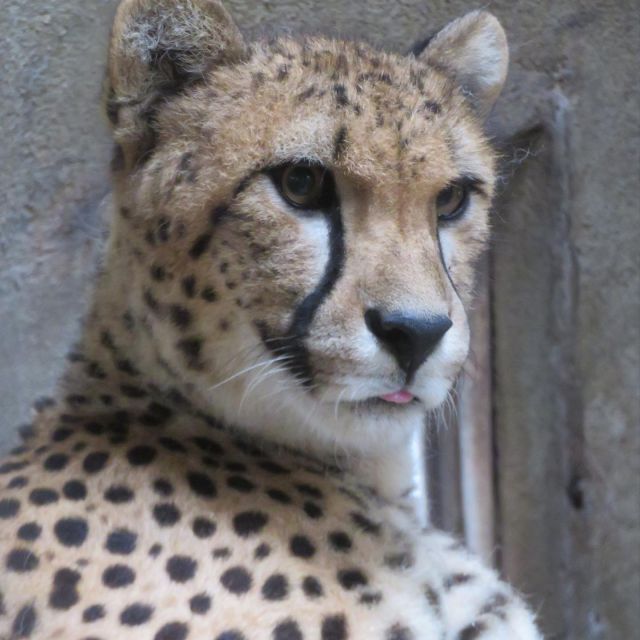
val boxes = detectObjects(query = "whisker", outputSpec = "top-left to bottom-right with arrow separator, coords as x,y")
208,355 -> 291,393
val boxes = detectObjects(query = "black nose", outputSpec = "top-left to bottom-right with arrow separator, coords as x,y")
364,309 -> 452,381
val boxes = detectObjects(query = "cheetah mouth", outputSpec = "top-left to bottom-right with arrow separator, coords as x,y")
342,394 -> 422,412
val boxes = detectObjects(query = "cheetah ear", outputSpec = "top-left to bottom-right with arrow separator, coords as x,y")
413,11 -> 509,118
106,0 -> 246,149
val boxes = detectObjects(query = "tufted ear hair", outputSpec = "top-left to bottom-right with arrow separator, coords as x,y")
106,0 -> 246,159
412,11 -> 509,119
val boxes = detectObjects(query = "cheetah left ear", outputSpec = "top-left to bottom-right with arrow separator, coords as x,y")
106,0 -> 247,161
413,11 -> 509,118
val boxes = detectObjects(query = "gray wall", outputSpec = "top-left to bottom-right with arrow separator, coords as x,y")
1,1 -> 638,638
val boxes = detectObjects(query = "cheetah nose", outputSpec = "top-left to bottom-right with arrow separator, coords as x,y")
364,309 -> 452,381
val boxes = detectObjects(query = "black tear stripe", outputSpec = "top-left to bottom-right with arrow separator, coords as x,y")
436,231 -> 462,301
263,203 -> 346,386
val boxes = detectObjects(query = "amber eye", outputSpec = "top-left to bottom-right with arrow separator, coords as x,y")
279,164 -> 327,209
436,183 -> 469,222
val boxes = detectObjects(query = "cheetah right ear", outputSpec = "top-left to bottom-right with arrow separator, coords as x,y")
412,11 -> 509,119
106,0 -> 246,150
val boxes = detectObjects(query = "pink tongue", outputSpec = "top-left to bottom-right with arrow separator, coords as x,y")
379,390 -> 415,404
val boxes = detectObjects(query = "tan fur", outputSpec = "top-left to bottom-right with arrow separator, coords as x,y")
0,2 -> 540,639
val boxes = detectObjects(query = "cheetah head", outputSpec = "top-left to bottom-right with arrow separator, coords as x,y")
104,0 -> 508,457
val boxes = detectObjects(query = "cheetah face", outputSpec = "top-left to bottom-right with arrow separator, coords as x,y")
107,0 -> 507,453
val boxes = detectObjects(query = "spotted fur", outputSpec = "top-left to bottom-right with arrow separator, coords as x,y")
0,1 -> 541,638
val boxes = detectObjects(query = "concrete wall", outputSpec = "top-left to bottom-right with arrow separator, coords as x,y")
1,1 -> 638,638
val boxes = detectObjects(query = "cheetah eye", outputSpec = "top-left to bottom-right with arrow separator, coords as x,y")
436,183 -> 469,222
270,163 -> 335,211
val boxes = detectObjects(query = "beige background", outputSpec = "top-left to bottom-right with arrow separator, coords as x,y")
1,1 -> 638,638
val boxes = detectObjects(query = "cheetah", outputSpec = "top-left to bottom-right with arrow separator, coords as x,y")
0,1 -> 542,639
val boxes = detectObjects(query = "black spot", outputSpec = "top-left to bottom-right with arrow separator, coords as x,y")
43,453 -> 69,472
181,276 -> 197,298
333,126 -> 348,160
49,568 -> 81,609
423,100 -> 442,114
6,548 -> 39,572
139,401 -> 173,427
189,233 -> 212,259
12,604 -> 37,637
296,86 -> 315,102
83,604 -> 105,623
66,393 -> 89,406
386,624 -> 413,640
359,591 -> 383,605
176,337 -> 204,369
7,475 -> 28,489
444,573 -> 474,590
192,516 -> 216,538
83,451 -> 110,473
302,576 -> 324,598
289,535 -> 316,559
117,359 -> 140,376
296,483 -> 323,499
458,622 -> 488,640
215,632 -> 245,640
120,384 -> 147,398
157,216 -> 171,242
149,543 -> 163,557
153,502 -> 181,526
0,498 -> 20,518
350,512 -> 381,536
106,529 -> 137,555
54,518 -> 88,547
187,471 -> 216,498
190,592 -> 211,614
303,501 -> 323,519
29,488 -> 59,506
273,619 -> 302,640
52,427 -> 73,442
86,361 -> 107,379
424,584 -> 440,612
328,531 -> 352,552
225,461 -> 247,473
153,478 -> 174,496
62,479 -> 87,501
150,264 -> 166,281
104,485 -> 133,503
155,622 -> 189,640
169,305 -> 192,329
220,566 -> 252,594
226,475 -> 255,493
260,461 -> 289,475
102,564 -> 136,588
233,511 -> 268,538
261,574 -> 288,601
254,543 -> 271,559
1,461 -> 29,474
143,289 -> 161,313
17,522 -> 42,541
337,568 -> 368,590
321,615 -> 348,640
120,603 -> 154,626
201,286 -> 217,302
333,83 -> 349,107
384,551 -> 414,570
192,436 -> 224,456
158,436 -> 187,453
212,546 -> 231,559
166,555 -> 197,582
127,445 -> 157,466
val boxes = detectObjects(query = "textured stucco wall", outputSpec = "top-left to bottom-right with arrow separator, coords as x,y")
1,1 -> 638,638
